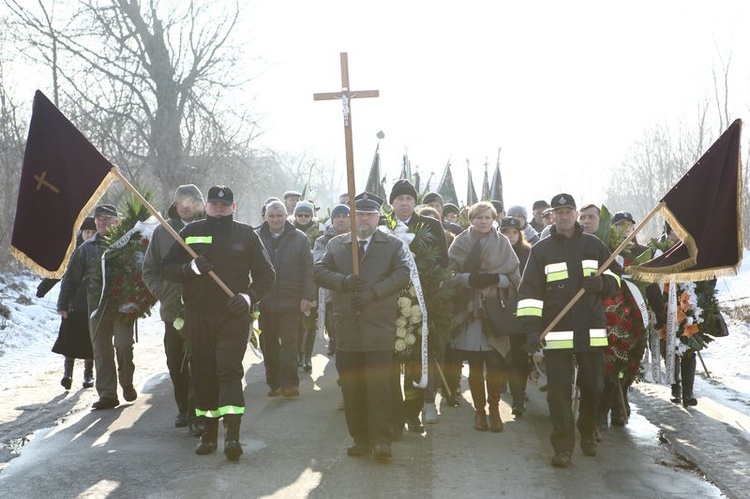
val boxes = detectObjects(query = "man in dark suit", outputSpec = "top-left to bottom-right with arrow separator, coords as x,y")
314,193 -> 410,461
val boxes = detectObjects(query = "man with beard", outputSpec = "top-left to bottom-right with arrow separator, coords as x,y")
314,192 -> 410,460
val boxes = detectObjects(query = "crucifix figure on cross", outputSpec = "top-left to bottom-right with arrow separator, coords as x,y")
314,52 -> 379,274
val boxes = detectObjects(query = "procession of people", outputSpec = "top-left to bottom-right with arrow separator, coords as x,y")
41,178 -> 729,468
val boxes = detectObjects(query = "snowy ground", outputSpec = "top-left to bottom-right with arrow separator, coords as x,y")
0,251 -> 748,429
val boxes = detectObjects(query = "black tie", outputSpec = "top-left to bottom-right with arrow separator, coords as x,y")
358,240 -> 366,261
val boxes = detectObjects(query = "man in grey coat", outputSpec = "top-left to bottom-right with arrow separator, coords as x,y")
256,200 -> 315,398
142,184 -> 204,431
314,193 -> 410,461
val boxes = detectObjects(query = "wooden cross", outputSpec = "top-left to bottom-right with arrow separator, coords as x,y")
314,52 -> 379,274
34,171 -> 60,194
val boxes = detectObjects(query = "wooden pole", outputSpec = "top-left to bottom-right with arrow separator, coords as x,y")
696,350 -> 711,378
111,167 -> 235,298
541,203 -> 662,340
313,52 -> 379,276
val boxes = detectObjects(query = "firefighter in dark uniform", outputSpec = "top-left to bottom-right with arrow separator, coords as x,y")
163,185 -> 275,461
517,193 -> 621,468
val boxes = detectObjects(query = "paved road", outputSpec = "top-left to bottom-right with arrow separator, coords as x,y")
0,332 -> 725,498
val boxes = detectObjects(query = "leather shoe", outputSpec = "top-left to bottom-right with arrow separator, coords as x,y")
282,387 -> 299,398
268,388 -> 282,397
512,403 -> 524,417
551,451 -> 572,468
347,443 -> 372,457
489,412 -> 504,433
92,397 -> 119,410
123,386 -> 137,402
445,394 -> 460,407
60,376 -> 72,390
581,436 -> 597,457
195,437 -> 217,455
474,412 -> 488,431
175,412 -> 188,428
406,417 -> 424,433
373,442 -> 392,461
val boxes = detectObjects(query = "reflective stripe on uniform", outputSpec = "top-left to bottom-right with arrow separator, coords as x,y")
185,236 -> 213,245
544,330 -> 574,350
581,259 -> 598,277
604,269 -> 621,286
517,298 -> 543,317
195,405 -> 245,418
545,262 -> 569,282
589,328 -> 608,347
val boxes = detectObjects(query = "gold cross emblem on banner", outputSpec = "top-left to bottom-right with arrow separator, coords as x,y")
34,171 -> 60,194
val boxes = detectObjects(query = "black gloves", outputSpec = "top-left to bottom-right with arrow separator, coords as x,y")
468,272 -> 500,289
194,255 -> 214,274
352,287 -> 376,310
522,332 -> 545,354
343,274 -> 367,292
227,294 -> 250,315
581,275 -> 604,294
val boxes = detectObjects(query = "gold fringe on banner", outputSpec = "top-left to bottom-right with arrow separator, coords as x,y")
10,169 -> 118,279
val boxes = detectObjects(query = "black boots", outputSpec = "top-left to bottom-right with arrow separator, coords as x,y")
195,418 -> 218,455
60,358 -> 74,390
303,353 -> 312,372
83,359 -> 94,388
223,415 -> 243,461
670,383 -> 682,404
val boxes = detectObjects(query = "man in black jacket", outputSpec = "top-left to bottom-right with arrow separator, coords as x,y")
517,193 -> 621,468
163,185 -> 275,461
256,200 -> 315,398
388,180 -> 449,431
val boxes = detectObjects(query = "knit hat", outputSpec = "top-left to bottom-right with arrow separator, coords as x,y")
507,205 -> 528,220
173,184 -> 204,203
330,204 -> 350,219
294,200 -> 314,216
389,179 -> 418,204
422,192 -> 444,206
80,216 -> 96,232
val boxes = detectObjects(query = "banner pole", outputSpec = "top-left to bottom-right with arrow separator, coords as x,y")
541,203 -> 662,340
111,167 -> 235,298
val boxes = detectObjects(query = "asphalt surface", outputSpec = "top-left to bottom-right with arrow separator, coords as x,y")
0,326 -> 738,498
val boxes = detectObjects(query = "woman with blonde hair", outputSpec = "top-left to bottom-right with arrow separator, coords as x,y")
449,202 -> 521,432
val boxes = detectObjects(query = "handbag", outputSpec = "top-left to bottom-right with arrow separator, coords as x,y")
482,285 -> 525,337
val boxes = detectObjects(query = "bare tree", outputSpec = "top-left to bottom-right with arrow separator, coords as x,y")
3,0 -> 259,200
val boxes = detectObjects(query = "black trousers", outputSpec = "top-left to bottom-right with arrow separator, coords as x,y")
391,353 -> 423,427
508,334 -> 529,407
186,311 -> 250,418
337,350 -> 393,445
545,350 -> 604,453
259,311 -> 300,390
164,321 -> 196,421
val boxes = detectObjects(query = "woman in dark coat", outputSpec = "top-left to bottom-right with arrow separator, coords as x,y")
500,216 -> 533,416
38,216 -> 97,390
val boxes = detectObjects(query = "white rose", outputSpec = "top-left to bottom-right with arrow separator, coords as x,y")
410,314 -> 422,325
396,327 -> 407,338
405,332 -> 416,345
401,306 -> 413,317
411,305 -> 422,318
409,285 -> 417,297
395,317 -> 407,328
398,296 -> 412,308
395,338 -> 407,352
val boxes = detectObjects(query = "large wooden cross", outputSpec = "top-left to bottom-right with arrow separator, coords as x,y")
314,52 -> 379,274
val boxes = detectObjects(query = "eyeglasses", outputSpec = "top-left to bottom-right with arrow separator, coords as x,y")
296,214 -> 311,218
